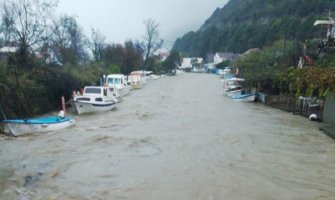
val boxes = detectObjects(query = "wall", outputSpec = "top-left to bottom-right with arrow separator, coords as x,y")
323,93 -> 335,126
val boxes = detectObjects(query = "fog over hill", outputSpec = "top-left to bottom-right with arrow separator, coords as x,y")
172,0 -> 335,57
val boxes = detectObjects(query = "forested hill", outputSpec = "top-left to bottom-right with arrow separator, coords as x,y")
172,0 -> 335,57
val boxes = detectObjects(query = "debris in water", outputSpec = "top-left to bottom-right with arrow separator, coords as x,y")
23,172 -> 43,187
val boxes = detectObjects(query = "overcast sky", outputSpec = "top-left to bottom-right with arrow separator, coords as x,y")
57,0 -> 228,49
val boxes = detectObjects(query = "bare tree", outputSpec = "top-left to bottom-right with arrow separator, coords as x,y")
103,43 -> 125,68
142,18 -> 163,69
88,28 -> 106,61
0,0 -> 58,68
124,40 -> 144,74
0,4 -> 16,46
50,15 -> 89,65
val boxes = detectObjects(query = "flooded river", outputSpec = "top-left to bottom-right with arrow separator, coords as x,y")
1,73 -> 335,200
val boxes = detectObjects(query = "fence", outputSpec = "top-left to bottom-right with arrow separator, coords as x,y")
262,94 -> 323,121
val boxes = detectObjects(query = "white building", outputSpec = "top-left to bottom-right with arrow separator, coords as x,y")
180,58 -> 192,69
180,57 -> 203,70
0,46 -> 18,60
213,52 -> 237,64
154,48 -> 170,62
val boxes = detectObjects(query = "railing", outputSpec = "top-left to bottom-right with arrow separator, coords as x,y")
262,94 -> 323,121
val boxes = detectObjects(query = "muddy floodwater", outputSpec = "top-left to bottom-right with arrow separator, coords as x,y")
1,73 -> 335,200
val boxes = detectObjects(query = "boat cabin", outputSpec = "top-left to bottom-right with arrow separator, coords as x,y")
75,86 -> 115,103
106,74 -> 127,87
223,77 -> 244,92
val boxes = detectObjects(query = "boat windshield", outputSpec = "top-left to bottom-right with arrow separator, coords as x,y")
107,78 -> 121,85
85,88 -> 101,94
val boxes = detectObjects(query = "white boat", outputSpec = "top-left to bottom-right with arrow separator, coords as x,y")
225,87 -> 243,97
129,71 -> 147,85
127,74 -> 142,89
106,74 -> 131,97
145,70 -> 161,79
108,85 -> 121,102
73,86 -> 117,114
147,74 -> 160,80
128,70 -> 148,89
223,77 -> 244,97
231,92 -> 257,102
2,115 -> 75,136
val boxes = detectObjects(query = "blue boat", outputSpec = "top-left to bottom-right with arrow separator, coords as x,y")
231,92 -> 257,102
2,115 -> 75,136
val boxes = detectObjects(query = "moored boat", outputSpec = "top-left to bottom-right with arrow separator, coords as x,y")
127,74 -> 143,89
231,92 -> 257,102
106,74 -> 131,97
130,71 -> 147,85
73,86 -> 117,114
107,85 -> 121,102
2,115 -> 75,136
223,77 -> 244,97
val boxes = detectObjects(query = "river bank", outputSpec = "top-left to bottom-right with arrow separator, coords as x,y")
1,73 -> 335,200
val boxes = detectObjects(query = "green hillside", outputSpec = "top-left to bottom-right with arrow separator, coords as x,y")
172,0 -> 335,57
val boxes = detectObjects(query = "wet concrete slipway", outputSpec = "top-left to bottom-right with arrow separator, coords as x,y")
1,73 -> 335,200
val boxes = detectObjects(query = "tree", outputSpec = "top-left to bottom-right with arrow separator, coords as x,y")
88,28 -> 106,61
145,56 -> 162,74
162,51 -> 180,72
216,60 -> 230,69
172,0 -> 335,56
0,4 -> 16,46
142,18 -> 163,69
99,41 -> 143,75
123,40 -> 143,74
0,0 -> 58,69
102,43 -> 125,71
50,15 -> 89,65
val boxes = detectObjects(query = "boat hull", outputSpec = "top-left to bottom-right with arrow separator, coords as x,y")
117,86 -> 131,97
232,93 -> 257,102
74,101 -> 116,114
129,83 -> 142,89
224,89 -> 242,97
2,116 -> 75,136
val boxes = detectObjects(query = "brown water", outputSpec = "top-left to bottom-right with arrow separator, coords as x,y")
1,73 -> 335,200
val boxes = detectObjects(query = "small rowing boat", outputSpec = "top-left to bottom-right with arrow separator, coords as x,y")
2,115 -> 75,136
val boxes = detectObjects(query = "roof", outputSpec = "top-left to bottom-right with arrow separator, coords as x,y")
106,74 -> 125,78
130,71 -> 145,76
225,77 -> 245,82
243,48 -> 260,55
216,52 -> 235,58
214,52 -> 240,62
206,53 -> 215,63
314,20 -> 333,26
0,46 -> 18,53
